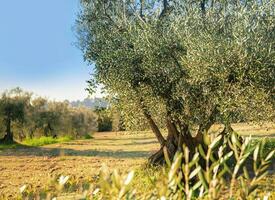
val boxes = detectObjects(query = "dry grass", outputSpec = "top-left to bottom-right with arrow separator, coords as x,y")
0,131 -> 159,198
209,122 -> 275,137
0,123 -> 274,199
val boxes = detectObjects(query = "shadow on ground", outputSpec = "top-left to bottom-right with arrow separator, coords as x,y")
250,133 -> 275,138
94,136 -> 156,141
0,146 -> 152,158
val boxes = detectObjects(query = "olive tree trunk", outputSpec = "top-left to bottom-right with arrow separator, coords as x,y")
1,118 -> 14,144
146,107 -> 219,165
148,118 -> 200,165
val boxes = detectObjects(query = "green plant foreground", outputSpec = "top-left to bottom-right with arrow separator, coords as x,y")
13,133 -> 275,200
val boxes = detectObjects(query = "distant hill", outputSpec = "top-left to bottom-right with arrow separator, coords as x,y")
70,98 -> 108,109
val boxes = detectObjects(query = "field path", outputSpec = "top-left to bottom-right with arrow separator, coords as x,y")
0,132 -> 159,198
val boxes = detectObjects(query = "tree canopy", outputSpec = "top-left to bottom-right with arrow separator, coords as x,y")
77,0 -> 275,163
0,88 -> 28,143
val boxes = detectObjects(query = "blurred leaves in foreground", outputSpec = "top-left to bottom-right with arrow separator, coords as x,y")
17,134 -> 274,200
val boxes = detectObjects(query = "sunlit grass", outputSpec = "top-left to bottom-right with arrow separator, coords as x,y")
22,136 -> 73,146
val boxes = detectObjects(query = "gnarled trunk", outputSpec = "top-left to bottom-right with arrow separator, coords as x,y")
148,120 -> 237,166
139,97 -> 166,146
139,98 -> 219,165
148,134 -> 200,165
147,107 -> 222,165
143,110 -> 166,146
1,118 -> 14,144
148,117 -> 201,165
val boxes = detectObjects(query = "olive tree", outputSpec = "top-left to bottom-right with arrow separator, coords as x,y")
77,0 -> 275,164
0,88 -> 31,143
70,107 -> 97,138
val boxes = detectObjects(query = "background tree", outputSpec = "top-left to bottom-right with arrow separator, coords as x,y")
28,97 -> 48,138
0,88 -> 98,142
94,107 -> 113,132
69,107 -> 97,138
0,88 -> 31,143
77,0 -> 275,164
109,106 -> 125,132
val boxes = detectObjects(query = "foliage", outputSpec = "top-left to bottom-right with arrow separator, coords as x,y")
108,105 -> 126,131
0,88 -> 98,142
252,138 -> 275,156
77,0 -> 275,159
83,133 -> 94,139
95,165 -> 136,199
94,107 -> 113,132
0,88 -> 31,143
69,106 -> 98,138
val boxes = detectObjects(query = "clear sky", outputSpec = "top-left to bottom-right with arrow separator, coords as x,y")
0,1 -> 94,101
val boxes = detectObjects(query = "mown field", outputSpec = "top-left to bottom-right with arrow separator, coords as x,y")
0,123 -> 274,199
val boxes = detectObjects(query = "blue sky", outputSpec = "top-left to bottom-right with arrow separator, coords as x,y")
0,1 -> 94,101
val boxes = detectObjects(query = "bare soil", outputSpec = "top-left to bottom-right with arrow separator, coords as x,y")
0,123 -> 274,198
0,132 -> 159,198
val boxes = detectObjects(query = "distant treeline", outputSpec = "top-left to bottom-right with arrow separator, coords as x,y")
70,98 -> 108,109
0,88 -> 98,143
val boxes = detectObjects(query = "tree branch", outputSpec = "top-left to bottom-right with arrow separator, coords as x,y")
195,106 -> 218,142
139,97 -> 166,146
166,116 -> 179,143
139,0 -> 144,19
200,0 -> 206,15
159,0 -> 169,18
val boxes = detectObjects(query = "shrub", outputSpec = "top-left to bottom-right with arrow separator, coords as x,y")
83,133 -> 93,139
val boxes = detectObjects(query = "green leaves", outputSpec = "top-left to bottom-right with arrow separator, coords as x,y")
168,152 -> 182,182
163,147 -> 171,167
96,165 -> 136,199
254,144 -> 260,162
209,135 -> 222,149
160,132 -> 274,200
76,0 -> 275,198
264,149 -> 275,162
77,0 -> 275,133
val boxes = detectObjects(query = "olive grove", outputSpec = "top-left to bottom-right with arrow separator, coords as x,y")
0,88 -> 97,143
77,0 -> 274,164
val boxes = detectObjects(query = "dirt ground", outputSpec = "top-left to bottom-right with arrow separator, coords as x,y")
0,124 -> 274,198
0,132 -> 159,198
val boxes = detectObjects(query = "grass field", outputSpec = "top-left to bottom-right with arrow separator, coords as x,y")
0,123 -> 274,199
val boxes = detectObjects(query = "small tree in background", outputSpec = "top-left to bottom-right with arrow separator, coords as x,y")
70,106 -> 98,138
0,88 -> 31,143
0,88 -> 98,142
28,97 -> 48,138
77,0 -> 274,164
95,107 -> 113,132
